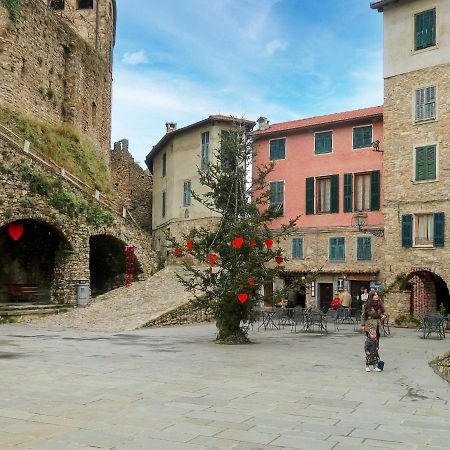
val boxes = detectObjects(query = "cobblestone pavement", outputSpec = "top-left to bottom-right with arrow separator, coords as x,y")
0,322 -> 449,450
27,266 -> 193,332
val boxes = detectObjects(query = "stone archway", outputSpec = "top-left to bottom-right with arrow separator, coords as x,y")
407,269 -> 450,315
0,219 -> 73,303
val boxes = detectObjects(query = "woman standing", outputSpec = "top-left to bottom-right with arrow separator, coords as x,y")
361,291 -> 387,341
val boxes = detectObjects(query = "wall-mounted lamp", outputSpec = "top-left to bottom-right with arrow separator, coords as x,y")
352,210 -> 384,237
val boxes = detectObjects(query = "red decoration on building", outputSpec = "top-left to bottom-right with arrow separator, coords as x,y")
207,253 -> 218,265
186,241 -> 193,251
265,239 -> 273,248
124,245 -> 137,288
250,239 -> 256,248
237,293 -> 248,303
174,248 -> 183,257
7,223 -> 24,241
248,278 -> 255,286
232,236 -> 244,248
275,256 -> 284,265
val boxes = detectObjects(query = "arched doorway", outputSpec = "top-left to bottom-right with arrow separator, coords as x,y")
89,235 -> 141,297
407,270 -> 450,315
0,220 -> 72,303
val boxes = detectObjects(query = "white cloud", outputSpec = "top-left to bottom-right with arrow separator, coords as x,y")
122,50 -> 149,66
265,39 -> 287,56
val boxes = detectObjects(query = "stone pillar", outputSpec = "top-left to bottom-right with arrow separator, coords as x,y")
384,290 -> 410,321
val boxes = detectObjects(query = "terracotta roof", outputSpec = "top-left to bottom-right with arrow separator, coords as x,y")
252,106 -> 383,138
145,115 -> 255,172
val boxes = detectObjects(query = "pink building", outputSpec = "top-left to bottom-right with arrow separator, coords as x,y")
252,106 -> 385,310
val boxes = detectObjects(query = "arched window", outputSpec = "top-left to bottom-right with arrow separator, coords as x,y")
49,0 -> 65,9
77,0 -> 94,10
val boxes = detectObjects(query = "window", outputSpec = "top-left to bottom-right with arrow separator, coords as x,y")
183,180 -> 191,207
269,181 -> 284,214
91,101 -> 97,127
77,0 -> 94,9
316,177 -> 331,213
269,138 -> 286,160
357,237 -> 372,261
415,214 -> 434,245
162,191 -> 166,218
201,132 -> 209,171
354,173 -> 371,211
415,9 -> 436,51
403,213 -> 445,247
353,126 -> 372,149
415,86 -> 436,122
329,237 -> 345,261
162,153 -> 166,177
416,145 -> 436,181
315,131 -> 332,154
292,237 -> 304,259
50,0 -> 65,9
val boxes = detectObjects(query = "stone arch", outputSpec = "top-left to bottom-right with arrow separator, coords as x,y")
0,219 -> 74,304
406,269 -> 450,315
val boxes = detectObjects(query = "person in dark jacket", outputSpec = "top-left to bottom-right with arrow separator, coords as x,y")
365,328 -> 381,372
361,291 -> 387,341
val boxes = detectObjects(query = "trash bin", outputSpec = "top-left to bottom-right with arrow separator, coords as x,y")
76,279 -> 91,306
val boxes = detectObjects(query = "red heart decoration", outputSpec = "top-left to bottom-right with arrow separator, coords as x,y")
186,241 -> 193,251
232,236 -> 244,249
265,239 -> 273,248
237,293 -> 248,303
7,223 -> 24,241
207,253 -> 218,265
174,248 -> 183,257
248,278 -> 255,286
275,256 -> 284,265
250,239 -> 256,248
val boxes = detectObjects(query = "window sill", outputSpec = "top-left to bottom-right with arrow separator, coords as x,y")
314,151 -> 333,156
412,178 -> 438,184
413,244 -> 435,249
414,118 -> 437,125
329,260 -> 345,263
353,146 -> 373,150
412,43 -> 438,55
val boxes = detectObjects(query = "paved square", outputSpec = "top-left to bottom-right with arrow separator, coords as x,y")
0,323 -> 449,449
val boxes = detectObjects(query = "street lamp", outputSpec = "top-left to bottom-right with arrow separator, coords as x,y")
352,210 -> 384,237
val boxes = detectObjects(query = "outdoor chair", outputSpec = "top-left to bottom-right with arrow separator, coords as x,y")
308,309 -> 327,334
291,307 -> 306,333
422,313 -> 446,339
325,308 -> 339,332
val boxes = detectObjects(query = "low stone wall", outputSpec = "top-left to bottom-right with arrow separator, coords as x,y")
143,301 -> 214,328
430,351 -> 450,383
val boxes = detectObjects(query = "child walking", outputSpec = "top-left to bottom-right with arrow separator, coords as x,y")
365,328 -> 382,372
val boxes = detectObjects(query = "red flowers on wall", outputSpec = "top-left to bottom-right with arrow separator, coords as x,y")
207,253 -> 219,265
275,256 -> 284,265
232,236 -> 244,248
237,293 -> 248,303
265,239 -> 273,248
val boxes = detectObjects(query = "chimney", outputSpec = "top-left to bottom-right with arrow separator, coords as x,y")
121,139 -> 129,151
257,116 -> 269,130
113,141 -> 121,151
165,122 -> 177,133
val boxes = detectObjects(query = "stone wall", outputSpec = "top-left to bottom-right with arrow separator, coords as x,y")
110,140 -> 152,231
0,0 -> 112,160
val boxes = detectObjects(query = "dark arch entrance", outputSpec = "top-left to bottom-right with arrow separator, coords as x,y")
407,270 -> 450,315
0,220 -> 72,303
89,235 -> 141,297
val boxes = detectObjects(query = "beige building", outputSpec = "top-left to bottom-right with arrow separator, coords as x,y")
371,0 -> 450,316
145,116 -> 254,253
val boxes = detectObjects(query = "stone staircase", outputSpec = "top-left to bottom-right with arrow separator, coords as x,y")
0,303 -> 74,323
25,266 -> 196,332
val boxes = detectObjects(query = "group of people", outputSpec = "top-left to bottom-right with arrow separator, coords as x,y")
331,288 -> 387,373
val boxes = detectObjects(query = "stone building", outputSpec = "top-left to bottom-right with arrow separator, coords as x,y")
0,0 -> 115,160
252,107 -> 384,310
145,116 -> 255,254
371,0 -> 450,316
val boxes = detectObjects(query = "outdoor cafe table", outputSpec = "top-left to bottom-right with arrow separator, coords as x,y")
258,308 -> 279,330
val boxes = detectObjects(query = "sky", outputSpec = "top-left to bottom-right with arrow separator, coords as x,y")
111,0 -> 384,167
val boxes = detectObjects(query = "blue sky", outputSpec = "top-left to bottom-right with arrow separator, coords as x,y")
111,0 -> 383,166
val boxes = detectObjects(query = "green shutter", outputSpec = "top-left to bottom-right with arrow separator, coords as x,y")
330,237 -> 344,261
402,214 -> 413,247
270,139 -> 285,160
292,238 -> 303,259
416,146 -> 436,181
434,212 -> 445,247
329,238 -> 336,260
315,132 -> 332,154
330,174 -> 339,213
416,147 -> 426,180
416,9 -> 436,50
426,146 -> 436,180
353,126 -> 372,149
306,177 -> 315,215
370,170 -> 380,211
357,237 -> 371,261
344,173 -> 353,212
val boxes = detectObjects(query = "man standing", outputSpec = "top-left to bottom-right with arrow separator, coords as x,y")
341,288 -> 352,308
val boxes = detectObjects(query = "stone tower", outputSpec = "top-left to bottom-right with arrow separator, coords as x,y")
45,0 -> 116,65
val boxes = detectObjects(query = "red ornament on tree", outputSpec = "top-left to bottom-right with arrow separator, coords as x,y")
237,293 -> 248,303
7,223 -> 24,241
248,278 -> 255,286
265,239 -> 273,248
250,239 -> 256,248
231,236 -> 244,248
124,245 -> 137,288
174,248 -> 183,257
275,256 -> 284,265
207,253 -> 218,265
186,241 -> 193,251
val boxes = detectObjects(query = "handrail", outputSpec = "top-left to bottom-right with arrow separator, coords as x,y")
0,124 -> 134,225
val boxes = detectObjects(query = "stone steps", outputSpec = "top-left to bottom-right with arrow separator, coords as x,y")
0,303 -> 74,321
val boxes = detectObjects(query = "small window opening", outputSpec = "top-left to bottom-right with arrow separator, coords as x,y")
77,0 -> 94,10
50,0 -> 65,9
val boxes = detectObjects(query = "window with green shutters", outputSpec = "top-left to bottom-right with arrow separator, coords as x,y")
269,138 -> 286,160
344,173 -> 353,212
415,86 -> 436,122
306,177 -> 315,215
357,236 -> 372,261
415,145 -> 436,181
315,131 -> 332,154
434,212 -> 445,247
415,9 -> 436,50
329,237 -> 345,261
402,214 -> 413,247
183,180 -> 191,207
201,132 -> 209,171
269,181 -> 284,214
353,126 -> 373,149
292,237 -> 304,259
